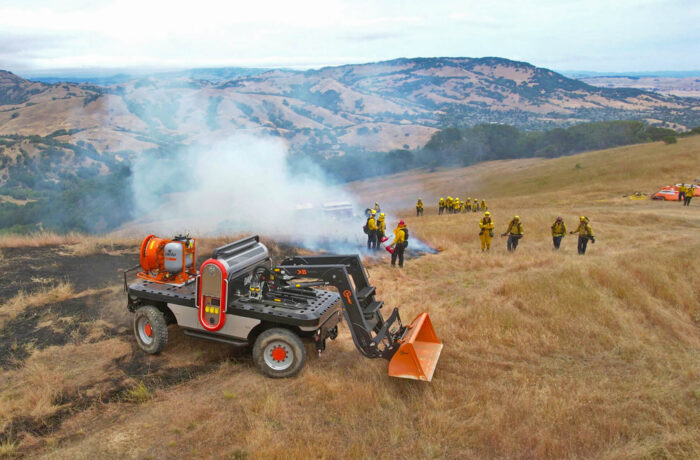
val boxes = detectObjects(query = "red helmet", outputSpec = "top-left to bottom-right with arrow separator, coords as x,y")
398,220 -> 405,226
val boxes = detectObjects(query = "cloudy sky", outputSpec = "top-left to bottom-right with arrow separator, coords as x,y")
0,0 -> 698,74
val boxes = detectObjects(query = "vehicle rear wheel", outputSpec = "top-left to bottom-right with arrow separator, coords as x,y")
252,328 -> 306,378
133,306 -> 168,354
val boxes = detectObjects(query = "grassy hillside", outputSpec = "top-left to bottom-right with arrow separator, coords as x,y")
1,139 -> 699,458
349,135 -> 700,209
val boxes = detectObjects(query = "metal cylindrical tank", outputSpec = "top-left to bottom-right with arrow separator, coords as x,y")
164,241 -> 194,273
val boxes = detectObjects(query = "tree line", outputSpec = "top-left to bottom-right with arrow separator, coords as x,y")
314,121 -> 695,182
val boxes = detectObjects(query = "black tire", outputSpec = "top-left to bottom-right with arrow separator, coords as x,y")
133,306 -> 168,354
252,328 -> 306,378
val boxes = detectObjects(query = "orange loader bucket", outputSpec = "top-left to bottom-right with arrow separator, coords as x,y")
388,312 -> 443,382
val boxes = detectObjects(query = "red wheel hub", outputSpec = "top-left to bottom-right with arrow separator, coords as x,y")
144,323 -> 153,337
270,346 -> 287,362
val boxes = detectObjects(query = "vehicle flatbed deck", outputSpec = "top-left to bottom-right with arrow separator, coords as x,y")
128,279 -> 342,328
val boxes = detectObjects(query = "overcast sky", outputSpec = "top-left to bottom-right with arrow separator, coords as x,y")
1,0 -> 698,74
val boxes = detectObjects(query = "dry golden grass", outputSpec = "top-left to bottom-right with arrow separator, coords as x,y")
0,231 -> 82,248
0,339 -> 132,434
0,231 -> 140,253
0,281 -> 74,328
5,137 -> 700,459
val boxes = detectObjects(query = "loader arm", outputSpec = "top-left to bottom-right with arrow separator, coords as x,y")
274,255 -> 443,382
275,255 -> 402,359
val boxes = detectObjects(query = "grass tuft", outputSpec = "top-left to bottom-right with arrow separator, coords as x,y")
0,439 -> 17,456
124,382 -> 152,404
0,281 -> 74,328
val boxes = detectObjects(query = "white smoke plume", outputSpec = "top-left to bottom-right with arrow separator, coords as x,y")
129,134 -> 361,250
127,134 -> 436,255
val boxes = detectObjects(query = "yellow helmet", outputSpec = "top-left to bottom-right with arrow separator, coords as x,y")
371,209 -> 376,215
484,211 -> 491,217
514,215 -> 520,220
580,216 -> 586,221
379,213 -> 385,217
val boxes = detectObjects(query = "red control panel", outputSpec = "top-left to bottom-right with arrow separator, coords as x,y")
197,259 -> 228,331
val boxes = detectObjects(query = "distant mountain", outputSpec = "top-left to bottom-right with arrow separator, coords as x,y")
563,70 -> 700,78
1,57 -> 699,187
574,75 -> 700,99
19,67 -> 277,85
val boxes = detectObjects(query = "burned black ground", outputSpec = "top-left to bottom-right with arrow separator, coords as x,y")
0,243 -> 252,453
0,246 -> 136,304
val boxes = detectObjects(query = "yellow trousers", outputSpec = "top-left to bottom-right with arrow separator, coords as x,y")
480,233 -> 492,251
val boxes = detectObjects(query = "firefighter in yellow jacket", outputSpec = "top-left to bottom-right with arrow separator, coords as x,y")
376,212 -> 386,247
678,184 -> 687,202
481,199 -> 487,212
446,196 -> 453,214
365,210 -> 378,250
684,185 -> 694,206
465,197 -> 472,212
416,198 -> 424,216
551,216 -> 566,250
454,197 -> 461,213
479,211 -> 495,251
473,198 -> 480,212
389,220 -> 408,268
571,216 -> 595,255
502,216 -> 523,251
439,197 -> 445,215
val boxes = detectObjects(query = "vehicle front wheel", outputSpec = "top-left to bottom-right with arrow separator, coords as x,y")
133,305 -> 168,354
252,328 -> 306,378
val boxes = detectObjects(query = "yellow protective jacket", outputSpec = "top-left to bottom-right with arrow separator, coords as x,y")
551,221 -> 566,237
439,198 -> 445,206
454,199 -> 460,209
687,186 -> 696,197
393,225 -> 407,244
481,200 -> 487,210
506,219 -> 523,235
446,197 -> 453,206
679,185 -> 687,194
367,217 -> 378,231
574,221 -> 594,237
479,217 -> 494,233
416,200 -> 423,210
377,216 -> 386,232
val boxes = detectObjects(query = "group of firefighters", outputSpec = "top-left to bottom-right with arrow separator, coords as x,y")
477,213 -> 595,254
364,202 -> 409,268
433,196 -> 487,215
364,198 -> 598,269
